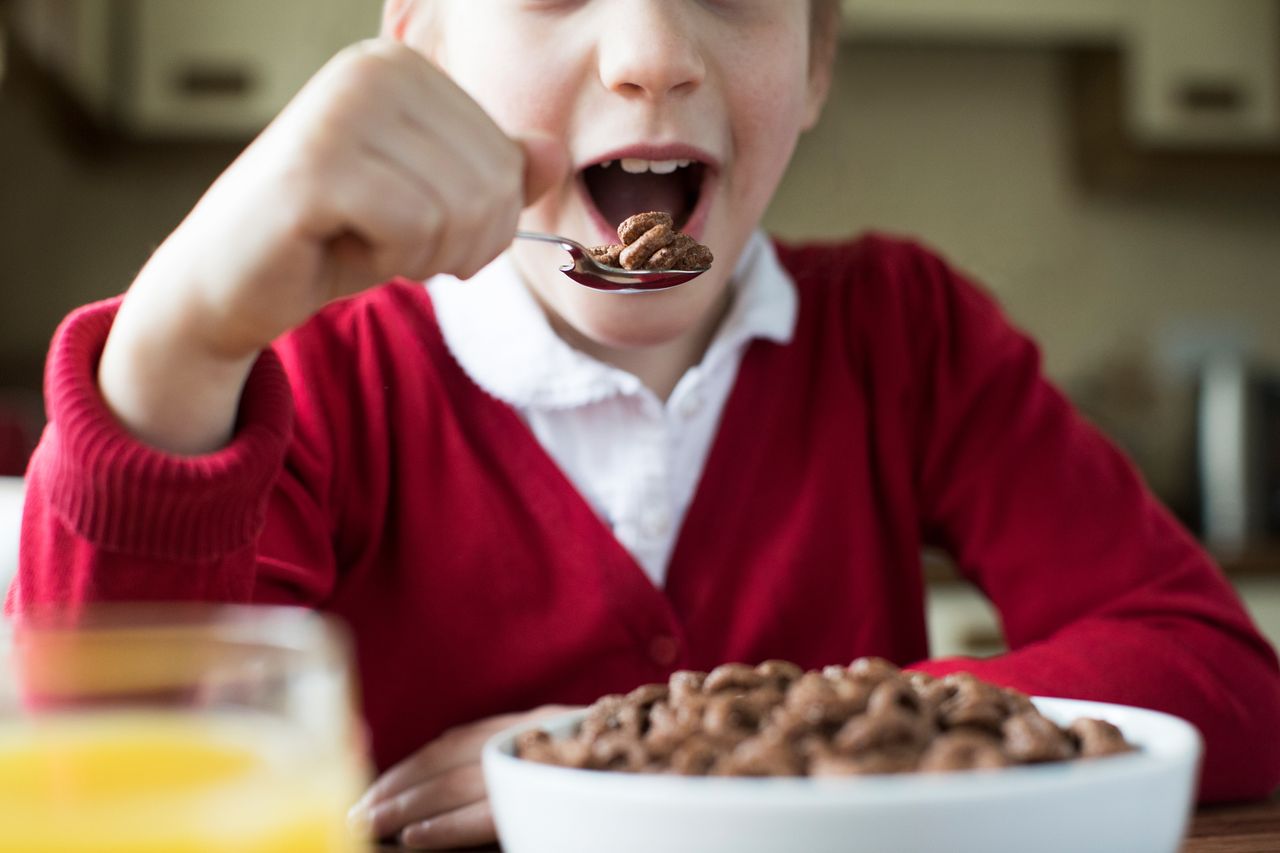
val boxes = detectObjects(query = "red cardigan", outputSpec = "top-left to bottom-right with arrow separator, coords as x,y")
11,235 -> 1280,801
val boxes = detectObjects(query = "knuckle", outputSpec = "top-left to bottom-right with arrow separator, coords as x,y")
365,37 -> 417,65
332,49 -> 397,98
416,206 -> 443,240
294,131 -> 343,179
336,39 -> 424,88
331,45 -> 379,85
437,725 -> 467,749
339,37 -> 396,66
387,789 -> 420,823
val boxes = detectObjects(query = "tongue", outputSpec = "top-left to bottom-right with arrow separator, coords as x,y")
586,168 -> 690,233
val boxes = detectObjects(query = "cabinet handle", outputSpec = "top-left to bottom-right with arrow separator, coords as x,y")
175,66 -> 255,98
1176,80 -> 1249,115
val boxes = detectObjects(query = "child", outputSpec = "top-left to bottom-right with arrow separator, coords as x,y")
11,0 -> 1280,848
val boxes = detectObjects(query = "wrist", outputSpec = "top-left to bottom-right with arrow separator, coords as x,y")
99,270 -> 260,456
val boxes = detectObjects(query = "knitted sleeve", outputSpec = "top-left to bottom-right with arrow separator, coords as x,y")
893,241 -> 1280,803
7,298 -> 337,609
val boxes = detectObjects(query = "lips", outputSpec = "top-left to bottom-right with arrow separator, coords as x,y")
576,145 -> 719,244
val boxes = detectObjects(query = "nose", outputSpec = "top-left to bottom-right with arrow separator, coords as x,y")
597,0 -> 706,101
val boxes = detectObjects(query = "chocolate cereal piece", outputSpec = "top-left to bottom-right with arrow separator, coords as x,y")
723,731 -> 806,777
589,211 -> 714,272
919,731 -> 1011,772
704,662 -> 769,693
1002,711 -> 1077,763
588,244 -> 624,268
1069,717 -> 1136,758
937,672 -> 1013,734
669,669 -> 707,698
755,660 -> 804,687
618,211 -> 673,244
619,221 -> 676,270
514,658 -> 1137,778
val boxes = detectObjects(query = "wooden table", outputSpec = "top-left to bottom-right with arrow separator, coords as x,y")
376,793 -> 1280,851
1184,794 -> 1280,851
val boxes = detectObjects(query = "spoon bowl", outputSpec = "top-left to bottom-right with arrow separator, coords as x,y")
516,231 -> 709,294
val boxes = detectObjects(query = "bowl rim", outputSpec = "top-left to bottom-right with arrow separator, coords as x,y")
482,696 -> 1203,806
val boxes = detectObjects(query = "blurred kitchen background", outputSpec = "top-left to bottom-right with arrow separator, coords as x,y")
0,0 -> 1277,655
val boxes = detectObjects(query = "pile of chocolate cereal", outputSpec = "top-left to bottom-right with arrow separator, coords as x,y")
516,658 -> 1134,777
589,211 -> 714,272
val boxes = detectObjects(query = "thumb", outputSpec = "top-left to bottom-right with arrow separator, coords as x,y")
518,133 -> 570,206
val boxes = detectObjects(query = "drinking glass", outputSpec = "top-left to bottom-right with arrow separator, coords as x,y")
0,604 -> 371,852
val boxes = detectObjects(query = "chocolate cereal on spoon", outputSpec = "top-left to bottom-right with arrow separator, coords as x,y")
516,212 -> 713,295
589,212 -> 714,272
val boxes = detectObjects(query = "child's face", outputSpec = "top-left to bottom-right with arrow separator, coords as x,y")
390,0 -> 832,351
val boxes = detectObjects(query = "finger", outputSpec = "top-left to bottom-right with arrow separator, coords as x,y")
451,166 -> 529,279
379,44 -> 522,187
399,799 -> 498,851
367,762 -> 488,840
429,175 -> 518,279
363,705 -> 576,808
393,115 -> 522,278
349,111 -> 515,280
364,714 -> 521,806
317,158 -> 444,294
352,140 -> 453,282
452,196 -> 521,281
519,132 -> 571,205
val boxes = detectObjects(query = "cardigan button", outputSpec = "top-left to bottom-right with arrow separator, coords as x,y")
648,634 -> 680,668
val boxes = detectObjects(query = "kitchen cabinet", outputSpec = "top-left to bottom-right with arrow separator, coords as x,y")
11,0 -> 379,138
843,0 -> 1130,45
1127,0 -> 1280,147
845,0 -> 1280,151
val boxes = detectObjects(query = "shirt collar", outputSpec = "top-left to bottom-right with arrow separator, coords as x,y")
428,230 -> 797,411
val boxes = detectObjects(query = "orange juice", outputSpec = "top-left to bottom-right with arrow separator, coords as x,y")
0,711 -> 367,853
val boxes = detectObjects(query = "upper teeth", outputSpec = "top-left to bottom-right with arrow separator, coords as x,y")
615,158 -> 695,174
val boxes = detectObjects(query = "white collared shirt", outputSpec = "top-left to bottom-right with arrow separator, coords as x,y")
429,231 -> 798,587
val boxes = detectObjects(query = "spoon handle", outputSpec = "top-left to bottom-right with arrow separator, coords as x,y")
515,231 -> 587,259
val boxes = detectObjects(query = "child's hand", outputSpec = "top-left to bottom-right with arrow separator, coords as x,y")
99,39 -> 568,454
350,705 -> 578,849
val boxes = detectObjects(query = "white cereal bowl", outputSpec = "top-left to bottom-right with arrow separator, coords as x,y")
483,697 -> 1202,853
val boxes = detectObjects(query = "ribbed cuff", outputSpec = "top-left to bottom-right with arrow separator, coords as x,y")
41,299 -> 295,561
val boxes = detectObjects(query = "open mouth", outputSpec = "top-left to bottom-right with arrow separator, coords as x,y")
580,157 -> 711,238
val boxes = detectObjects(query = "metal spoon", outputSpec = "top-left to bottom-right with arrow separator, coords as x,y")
515,231 -> 709,295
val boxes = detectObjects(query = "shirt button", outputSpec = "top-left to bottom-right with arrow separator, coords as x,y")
649,635 -> 680,667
